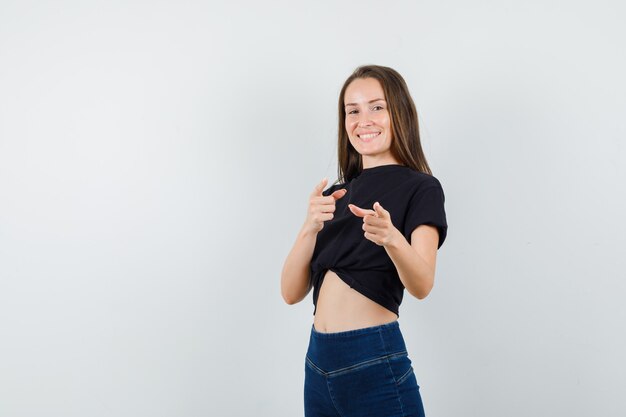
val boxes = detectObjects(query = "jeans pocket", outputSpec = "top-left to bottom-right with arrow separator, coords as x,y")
388,352 -> 419,387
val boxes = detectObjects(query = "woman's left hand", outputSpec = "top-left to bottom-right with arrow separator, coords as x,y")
348,202 -> 401,247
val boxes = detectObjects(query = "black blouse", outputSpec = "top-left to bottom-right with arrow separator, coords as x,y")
309,164 -> 448,317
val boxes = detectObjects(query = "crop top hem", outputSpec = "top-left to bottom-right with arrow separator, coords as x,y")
330,268 -> 401,318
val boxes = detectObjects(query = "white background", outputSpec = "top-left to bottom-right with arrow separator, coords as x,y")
1,1 -> 625,416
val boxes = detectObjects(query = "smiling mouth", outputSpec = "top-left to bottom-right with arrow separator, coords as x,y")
358,132 -> 381,140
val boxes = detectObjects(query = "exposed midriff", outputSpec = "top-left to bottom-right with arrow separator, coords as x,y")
313,269 -> 398,333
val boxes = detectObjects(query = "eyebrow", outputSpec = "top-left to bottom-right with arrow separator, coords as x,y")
344,98 -> 386,107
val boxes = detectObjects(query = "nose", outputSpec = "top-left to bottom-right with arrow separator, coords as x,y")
357,113 -> 373,127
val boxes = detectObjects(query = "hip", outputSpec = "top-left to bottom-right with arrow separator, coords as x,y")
304,320 -> 425,416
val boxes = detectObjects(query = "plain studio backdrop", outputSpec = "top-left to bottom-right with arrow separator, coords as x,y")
1,1 -> 625,416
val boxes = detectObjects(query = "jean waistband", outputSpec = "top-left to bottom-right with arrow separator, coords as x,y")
306,320 -> 408,373
311,319 -> 401,338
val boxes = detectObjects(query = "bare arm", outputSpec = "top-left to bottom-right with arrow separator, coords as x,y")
280,224 -> 318,305
385,224 -> 439,299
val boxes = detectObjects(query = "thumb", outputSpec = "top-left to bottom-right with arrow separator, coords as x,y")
373,201 -> 387,218
312,177 -> 328,197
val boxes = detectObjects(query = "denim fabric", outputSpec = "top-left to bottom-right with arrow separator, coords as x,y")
304,320 -> 425,417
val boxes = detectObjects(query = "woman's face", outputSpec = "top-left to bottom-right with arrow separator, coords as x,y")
344,77 -> 396,167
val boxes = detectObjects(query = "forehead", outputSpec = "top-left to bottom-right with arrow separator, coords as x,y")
344,77 -> 385,104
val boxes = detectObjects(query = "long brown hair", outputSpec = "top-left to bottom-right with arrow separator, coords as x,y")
335,65 -> 432,183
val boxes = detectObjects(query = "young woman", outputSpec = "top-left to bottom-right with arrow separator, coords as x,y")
280,65 -> 448,417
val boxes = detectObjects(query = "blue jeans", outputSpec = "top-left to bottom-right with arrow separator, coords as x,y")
304,320 -> 425,417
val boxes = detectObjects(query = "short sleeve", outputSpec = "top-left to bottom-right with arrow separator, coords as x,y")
403,182 -> 448,249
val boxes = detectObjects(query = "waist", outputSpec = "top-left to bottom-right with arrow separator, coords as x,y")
306,320 -> 408,373
314,269 -> 398,333
313,314 -> 398,334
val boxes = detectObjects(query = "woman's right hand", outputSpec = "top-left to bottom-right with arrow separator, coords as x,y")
304,177 -> 347,234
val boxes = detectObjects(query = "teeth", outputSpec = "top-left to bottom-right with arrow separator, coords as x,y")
359,132 -> 380,139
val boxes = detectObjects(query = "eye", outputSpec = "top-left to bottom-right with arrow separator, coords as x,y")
372,105 -> 384,111
347,109 -> 358,115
